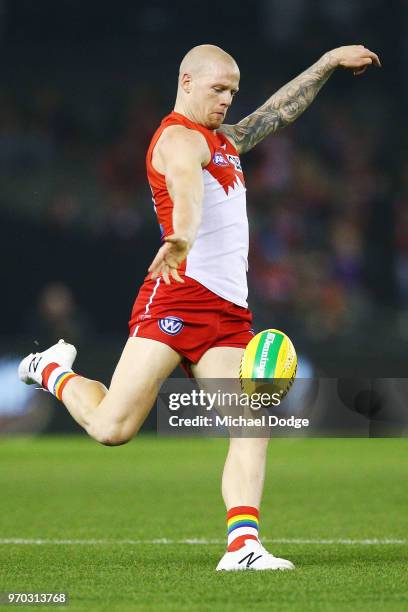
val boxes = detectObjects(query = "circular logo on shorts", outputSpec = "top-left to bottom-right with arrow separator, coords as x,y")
158,316 -> 184,335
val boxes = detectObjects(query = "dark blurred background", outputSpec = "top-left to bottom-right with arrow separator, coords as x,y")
0,0 -> 407,431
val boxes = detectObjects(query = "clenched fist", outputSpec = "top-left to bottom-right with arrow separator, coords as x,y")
327,45 -> 381,76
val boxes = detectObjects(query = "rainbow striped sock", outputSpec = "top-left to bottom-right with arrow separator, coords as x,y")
227,506 -> 259,551
42,362 -> 78,401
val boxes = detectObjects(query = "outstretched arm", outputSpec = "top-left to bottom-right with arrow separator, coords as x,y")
148,126 -> 209,284
220,45 -> 381,154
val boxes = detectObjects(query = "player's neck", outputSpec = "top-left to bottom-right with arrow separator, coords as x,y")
173,100 -> 201,127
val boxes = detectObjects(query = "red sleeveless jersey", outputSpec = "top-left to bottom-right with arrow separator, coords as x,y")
146,111 -> 249,307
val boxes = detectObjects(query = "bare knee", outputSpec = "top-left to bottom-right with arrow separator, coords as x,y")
89,420 -> 139,447
97,433 -> 131,447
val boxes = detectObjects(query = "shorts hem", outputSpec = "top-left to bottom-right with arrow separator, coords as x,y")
210,341 -> 248,350
129,327 -> 204,364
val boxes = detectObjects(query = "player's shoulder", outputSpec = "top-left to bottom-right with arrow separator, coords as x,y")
160,124 -> 207,146
157,125 -> 210,164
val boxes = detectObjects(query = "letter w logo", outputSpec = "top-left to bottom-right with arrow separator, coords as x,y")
238,552 -> 262,568
158,316 -> 184,336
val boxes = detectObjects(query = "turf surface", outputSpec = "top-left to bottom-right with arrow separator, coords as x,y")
0,436 -> 407,611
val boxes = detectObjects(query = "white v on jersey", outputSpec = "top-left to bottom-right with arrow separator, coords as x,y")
186,169 -> 248,307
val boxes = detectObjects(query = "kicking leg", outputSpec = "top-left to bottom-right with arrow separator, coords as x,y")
19,337 -> 181,446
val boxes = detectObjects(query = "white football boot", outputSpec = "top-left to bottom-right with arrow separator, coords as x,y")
216,539 -> 295,571
18,339 -> 77,386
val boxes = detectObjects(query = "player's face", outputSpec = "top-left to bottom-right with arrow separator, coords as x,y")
192,63 -> 240,130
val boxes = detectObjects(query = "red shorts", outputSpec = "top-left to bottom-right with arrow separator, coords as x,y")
128,276 -> 254,365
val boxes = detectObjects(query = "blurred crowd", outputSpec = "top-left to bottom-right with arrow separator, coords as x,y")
1,81 -> 402,345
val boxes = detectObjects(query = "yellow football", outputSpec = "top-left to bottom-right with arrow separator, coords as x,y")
239,329 -> 297,398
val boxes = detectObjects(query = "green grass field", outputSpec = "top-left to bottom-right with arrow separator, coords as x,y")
0,436 -> 407,611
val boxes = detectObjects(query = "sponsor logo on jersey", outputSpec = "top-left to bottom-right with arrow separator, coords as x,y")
158,316 -> 184,335
227,154 -> 242,173
213,151 -> 229,167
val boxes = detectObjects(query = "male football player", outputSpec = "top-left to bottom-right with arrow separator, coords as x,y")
19,43 -> 380,570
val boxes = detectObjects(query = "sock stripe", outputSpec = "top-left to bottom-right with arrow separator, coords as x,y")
55,373 -> 77,400
41,362 -> 78,400
228,534 -> 258,552
228,520 -> 259,533
41,362 -> 60,389
227,526 -> 259,542
226,506 -> 260,552
227,514 -> 259,526
227,506 -> 259,520
53,370 -> 70,389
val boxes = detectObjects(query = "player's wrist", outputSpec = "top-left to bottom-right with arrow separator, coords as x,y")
321,50 -> 339,71
164,234 -> 192,251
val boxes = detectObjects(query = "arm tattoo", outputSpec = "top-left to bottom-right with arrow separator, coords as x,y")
221,52 -> 337,154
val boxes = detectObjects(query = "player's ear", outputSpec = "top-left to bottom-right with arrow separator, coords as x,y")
180,72 -> 192,93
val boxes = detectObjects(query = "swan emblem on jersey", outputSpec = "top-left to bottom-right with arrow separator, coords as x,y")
158,316 -> 184,335
213,151 -> 229,167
